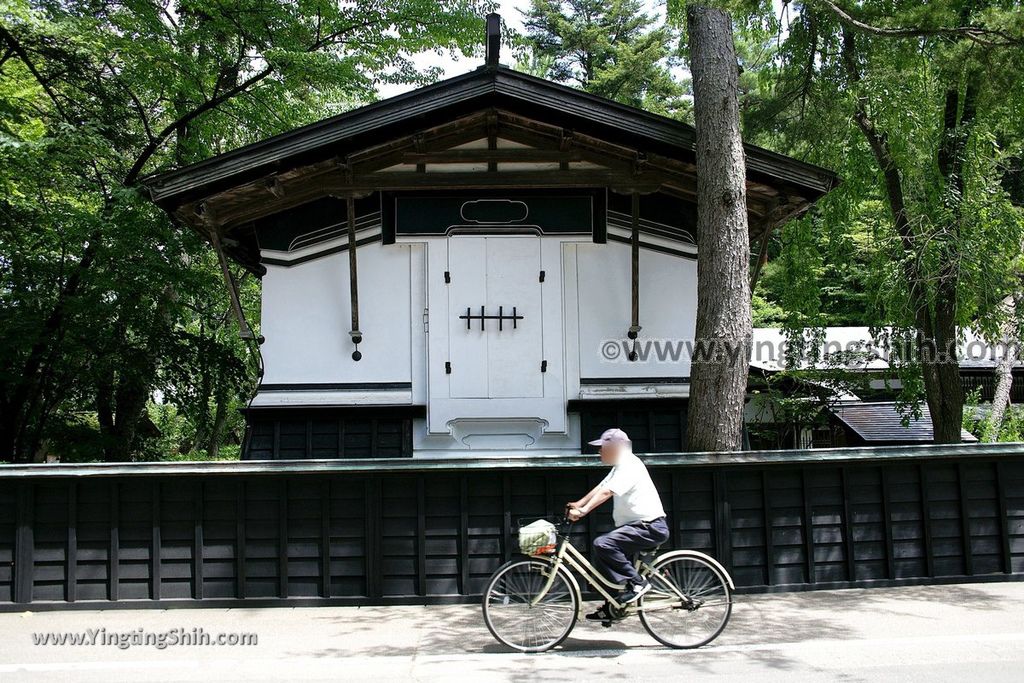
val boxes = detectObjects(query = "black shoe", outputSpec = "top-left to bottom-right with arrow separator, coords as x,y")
618,579 -> 652,604
585,603 -> 612,621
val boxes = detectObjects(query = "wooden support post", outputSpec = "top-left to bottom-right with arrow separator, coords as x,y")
210,229 -> 253,340
629,192 -> 641,357
347,195 -> 363,361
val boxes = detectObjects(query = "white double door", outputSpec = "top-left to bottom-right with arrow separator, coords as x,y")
447,236 -> 544,399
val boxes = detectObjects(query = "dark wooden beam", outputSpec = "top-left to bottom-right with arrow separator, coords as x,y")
401,149 -> 584,164
206,169 -> 666,228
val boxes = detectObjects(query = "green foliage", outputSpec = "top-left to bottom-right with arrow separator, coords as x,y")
0,0 -> 490,462
739,1 -> 1024,429
963,386 -> 1024,443
521,0 -> 689,116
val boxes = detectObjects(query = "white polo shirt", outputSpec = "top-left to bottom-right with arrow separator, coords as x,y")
599,451 -> 666,527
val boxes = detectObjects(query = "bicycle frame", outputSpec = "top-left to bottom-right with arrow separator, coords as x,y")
528,524 -> 688,614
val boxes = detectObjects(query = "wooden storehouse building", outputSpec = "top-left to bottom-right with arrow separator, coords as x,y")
142,17 -> 837,460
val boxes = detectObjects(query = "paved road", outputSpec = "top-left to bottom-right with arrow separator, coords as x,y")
1,581 -> 1022,682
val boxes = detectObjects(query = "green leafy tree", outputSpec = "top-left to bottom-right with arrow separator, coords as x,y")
0,0 -> 491,462
737,0 -> 1024,442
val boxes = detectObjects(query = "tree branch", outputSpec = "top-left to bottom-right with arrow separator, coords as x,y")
123,64 -> 274,186
0,25 -> 70,121
816,0 -> 1023,47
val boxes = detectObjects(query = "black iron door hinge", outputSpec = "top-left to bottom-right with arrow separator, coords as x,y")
445,361 -> 452,374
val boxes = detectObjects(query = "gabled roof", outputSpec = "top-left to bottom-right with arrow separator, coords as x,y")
141,65 -> 838,210
829,402 -> 977,444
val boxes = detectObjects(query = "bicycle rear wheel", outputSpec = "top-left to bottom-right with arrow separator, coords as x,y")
482,558 -> 579,652
639,553 -> 732,649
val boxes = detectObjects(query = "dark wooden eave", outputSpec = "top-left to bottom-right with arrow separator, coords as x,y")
142,65 -> 837,207
139,65 -> 839,273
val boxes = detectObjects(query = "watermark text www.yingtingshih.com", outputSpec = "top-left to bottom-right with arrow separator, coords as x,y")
598,337 -> 1020,367
31,627 -> 258,650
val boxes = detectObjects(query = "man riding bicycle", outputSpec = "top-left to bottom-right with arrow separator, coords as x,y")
567,428 -> 669,621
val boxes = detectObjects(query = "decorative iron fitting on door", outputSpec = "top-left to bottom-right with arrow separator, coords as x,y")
458,305 -> 524,331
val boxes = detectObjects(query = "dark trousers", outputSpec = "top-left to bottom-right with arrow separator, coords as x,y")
592,517 -> 669,587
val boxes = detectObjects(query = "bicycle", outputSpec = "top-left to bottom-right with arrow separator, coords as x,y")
482,510 -> 735,652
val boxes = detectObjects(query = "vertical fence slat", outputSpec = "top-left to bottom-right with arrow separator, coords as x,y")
501,473 -> 512,563
279,479 -> 289,599
996,461 -> 1013,574
669,471 -> 681,552
881,467 -> 895,580
151,480 -> 161,601
13,484 -> 34,604
320,479 -> 331,598
417,479 -> 426,597
109,481 -> 119,601
957,463 -> 975,576
762,471 -> 774,586
365,477 -> 382,598
919,465 -> 935,578
459,476 -> 469,595
713,469 -> 732,573
801,469 -> 815,585
66,482 -> 77,603
193,480 -> 204,600
840,467 -> 856,583
235,480 -> 246,600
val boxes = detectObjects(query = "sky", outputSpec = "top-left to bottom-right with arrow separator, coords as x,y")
376,0 -> 670,99
375,0 -> 791,100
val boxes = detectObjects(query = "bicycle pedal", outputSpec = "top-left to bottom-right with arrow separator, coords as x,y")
601,620 -> 613,628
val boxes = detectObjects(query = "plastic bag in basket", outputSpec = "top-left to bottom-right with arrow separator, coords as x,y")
518,519 -> 557,556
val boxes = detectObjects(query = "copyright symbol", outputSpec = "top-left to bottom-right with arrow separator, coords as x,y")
601,340 -> 621,361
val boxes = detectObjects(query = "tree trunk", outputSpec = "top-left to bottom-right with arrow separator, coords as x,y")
987,294 -> 1021,441
841,28 -> 971,444
685,4 -> 752,452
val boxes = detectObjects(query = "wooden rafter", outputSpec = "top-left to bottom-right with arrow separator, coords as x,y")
174,107 -> 807,232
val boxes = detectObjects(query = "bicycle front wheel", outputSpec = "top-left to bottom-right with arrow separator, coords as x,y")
482,558 -> 579,652
639,553 -> 732,649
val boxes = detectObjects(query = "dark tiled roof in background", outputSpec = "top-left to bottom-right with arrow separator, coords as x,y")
829,402 -> 977,444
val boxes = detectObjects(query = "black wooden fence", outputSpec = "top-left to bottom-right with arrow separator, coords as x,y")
1,443 -> 1022,611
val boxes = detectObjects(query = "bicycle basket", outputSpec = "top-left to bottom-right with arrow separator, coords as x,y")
518,519 -> 557,556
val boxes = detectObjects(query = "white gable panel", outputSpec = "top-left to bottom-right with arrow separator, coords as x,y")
575,242 -> 697,380
260,243 -> 413,385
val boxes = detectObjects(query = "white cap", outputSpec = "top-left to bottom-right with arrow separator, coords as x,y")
587,428 -> 630,447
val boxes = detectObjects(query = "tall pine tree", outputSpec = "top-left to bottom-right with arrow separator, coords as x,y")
522,0 -> 686,114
